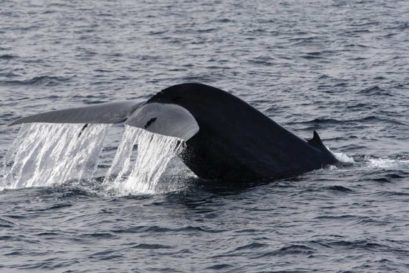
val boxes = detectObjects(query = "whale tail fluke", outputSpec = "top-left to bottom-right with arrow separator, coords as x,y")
9,101 -> 141,126
10,101 -> 199,141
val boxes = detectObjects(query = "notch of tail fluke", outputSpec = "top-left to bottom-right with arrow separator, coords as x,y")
9,101 -> 141,126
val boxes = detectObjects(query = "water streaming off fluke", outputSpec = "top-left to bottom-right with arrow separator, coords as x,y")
1,123 -> 187,195
104,126 -> 186,195
1,123 -> 108,189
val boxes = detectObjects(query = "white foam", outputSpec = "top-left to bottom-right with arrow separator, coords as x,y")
333,151 -> 355,164
324,145 -> 355,164
367,158 -> 409,169
103,126 -> 185,195
1,123 -> 107,190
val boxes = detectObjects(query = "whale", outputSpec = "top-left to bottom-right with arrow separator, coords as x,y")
11,83 -> 338,182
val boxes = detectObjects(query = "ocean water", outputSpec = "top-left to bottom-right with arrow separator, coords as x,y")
1,0 -> 409,272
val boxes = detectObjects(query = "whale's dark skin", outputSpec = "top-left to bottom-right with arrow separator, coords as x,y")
11,82 -> 337,182
148,83 -> 337,181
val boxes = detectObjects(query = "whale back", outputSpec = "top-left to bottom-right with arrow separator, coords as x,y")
149,83 -> 337,181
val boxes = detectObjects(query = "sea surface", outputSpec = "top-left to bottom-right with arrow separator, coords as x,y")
1,0 -> 409,272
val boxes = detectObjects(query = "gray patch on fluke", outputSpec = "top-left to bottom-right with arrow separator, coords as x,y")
126,103 -> 199,141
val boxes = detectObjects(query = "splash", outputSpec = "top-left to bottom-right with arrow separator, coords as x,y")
1,123 -> 107,190
104,126 -> 185,195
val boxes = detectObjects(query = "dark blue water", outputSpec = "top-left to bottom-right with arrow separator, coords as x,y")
1,0 -> 409,272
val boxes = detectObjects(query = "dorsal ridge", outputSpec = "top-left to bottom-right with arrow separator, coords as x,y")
308,130 -> 325,149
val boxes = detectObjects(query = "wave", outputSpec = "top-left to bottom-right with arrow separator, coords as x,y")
0,54 -> 17,60
255,244 -> 315,258
324,185 -> 354,192
0,76 -> 70,86
359,85 -> 392,96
